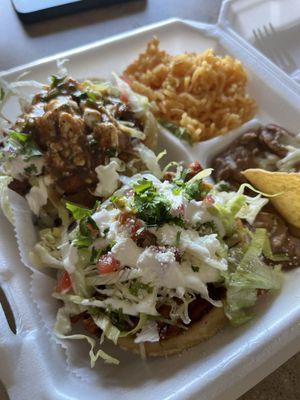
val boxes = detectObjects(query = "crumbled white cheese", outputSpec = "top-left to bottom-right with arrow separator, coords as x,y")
111,236 -> 143,268
60,243 -> 78,274
92,208 -> 119,234
137,248 -> 183,288
158,181 -> 186,216
25,176 -> 49,215
4,156 -> 44,180
134,320 -> 159,343
103,292 -> 158,316
94,159 -> 123,197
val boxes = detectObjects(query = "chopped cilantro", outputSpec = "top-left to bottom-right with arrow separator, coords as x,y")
0,87 -> 5,101
73,234 -> 93,249
71,90 -> 87,102
9,130 -> 30,143
7,131 -> 42,160
129,280 -> 153,297
172,186 -> 181,195
215,181 -> 231,192
176,231 -> 181,247
191,266 -> 199,272
184,181 -> 209,200
133,182 -> 171,226
90,247 -> 102,263
103,227 -> 110,237
72,215 -> 99,249
50,74 -> 66,88
66,202 -> 92,220
133,179 -> 153,195
105,147 -> 117,157
24,164 -> 38,175
172,217 -> 185,228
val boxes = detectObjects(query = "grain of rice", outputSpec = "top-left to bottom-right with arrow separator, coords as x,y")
124,38 -> 256,142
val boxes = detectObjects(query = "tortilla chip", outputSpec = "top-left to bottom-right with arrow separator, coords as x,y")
242,169 -> 300,228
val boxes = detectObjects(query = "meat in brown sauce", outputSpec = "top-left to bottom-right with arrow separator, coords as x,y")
10,77 -> 145,201
254,208 -> 300,269
211,124 -> 298,191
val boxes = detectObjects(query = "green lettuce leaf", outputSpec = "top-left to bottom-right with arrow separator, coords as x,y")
92,313 -> 120,345
66,202 -> 92,220
209,194 -> 246,236
224,228 -> 283,325
54,304 -> 119,367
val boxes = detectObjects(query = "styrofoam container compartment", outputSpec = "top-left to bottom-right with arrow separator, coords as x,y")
219,0 -> 300,83
1,17 -> 300,400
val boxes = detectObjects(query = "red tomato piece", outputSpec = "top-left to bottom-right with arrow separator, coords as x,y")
120,75 -> 131,85
97,253 -> 120,274
120,92 -> 128,104
118,212 -> 130,225
188,161 -> 202,176
203,194 -> 215,205
129,219 -> 144,241
56,271 -> 72,294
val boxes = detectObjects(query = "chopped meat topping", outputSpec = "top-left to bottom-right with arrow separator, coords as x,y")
11,76 -> 147,198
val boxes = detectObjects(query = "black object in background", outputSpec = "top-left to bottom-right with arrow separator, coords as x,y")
11,0 -> 142,23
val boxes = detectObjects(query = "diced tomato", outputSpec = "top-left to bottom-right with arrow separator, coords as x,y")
86,223 -> 98,238
203,194 -> 215,205
120,75 -> 131,85
56,271 -> 72,294
163,171 -> 175,182
120,92 -> 128,104
129,219 -> 144,242
176,203 -> 184,216
97,253 -> 120,274
186,161 -> 203,180
118,212 -> 130,225
188,161 -> 202,174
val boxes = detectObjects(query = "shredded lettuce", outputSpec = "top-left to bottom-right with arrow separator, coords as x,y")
54,305 -> 119,366
113,73 -> 149,115
158,119 -> 193,145
66,202 -> 92,220
237,195 -> 268,224
118,122 -> 146,140
209,194 -> 246,237
133,143 -> 162,178
224,228 -> 283,325
187,168 -> 213,184
0,175 -> 13,223
92,313 -> 120,345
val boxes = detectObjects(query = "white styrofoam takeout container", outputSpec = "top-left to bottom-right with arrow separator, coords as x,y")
1,11 -> 300,400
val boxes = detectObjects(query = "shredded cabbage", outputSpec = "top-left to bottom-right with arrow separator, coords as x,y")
54,305 -> 119,366
133,143 -> 162,178
0,175 -> 13,223
224,228 -> 283,325
113,73 -> 149,115
92,313 -> 120,345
